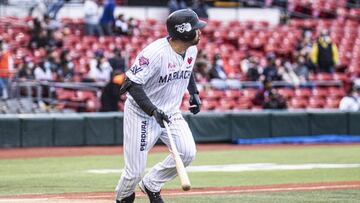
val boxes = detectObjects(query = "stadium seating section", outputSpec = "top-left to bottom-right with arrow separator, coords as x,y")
0,4 -> 359,112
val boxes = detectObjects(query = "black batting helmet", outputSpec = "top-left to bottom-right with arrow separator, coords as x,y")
166,9 -> 207,41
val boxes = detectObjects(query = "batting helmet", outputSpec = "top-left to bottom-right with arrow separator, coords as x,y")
166,9 -> 207,41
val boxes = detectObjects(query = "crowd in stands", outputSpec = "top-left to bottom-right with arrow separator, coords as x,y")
0,0 -> 359,112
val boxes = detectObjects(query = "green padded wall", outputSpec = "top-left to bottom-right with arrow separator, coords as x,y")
84,113 -> 115,145
231,112 -> 270,140
310,111 -> 348,135
53,114 -> 85,146
188,113 -> 231,142
0,115 -> 21,147
271,112 -> 310,137
113,113 -> 124,145
21,115 -> 53,147
348,112 -> 360,136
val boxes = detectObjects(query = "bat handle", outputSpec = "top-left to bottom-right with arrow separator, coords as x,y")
163,121 -> 191,191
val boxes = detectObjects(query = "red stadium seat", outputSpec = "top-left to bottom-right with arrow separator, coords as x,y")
289,97 -> 308,109
316,73 -> 333,81
235,97 -> 253,110
295,88 -> 312,98
312,87 -> 329,98
328,87 -> 346,98
241,89 -> 258,99
325,97 -> 341,109
224,90 -> 242,99
308,97 -> 326,108
202,99 -> 219,111
277,88 -> 295,100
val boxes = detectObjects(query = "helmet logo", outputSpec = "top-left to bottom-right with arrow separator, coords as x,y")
175,23 -> 192,33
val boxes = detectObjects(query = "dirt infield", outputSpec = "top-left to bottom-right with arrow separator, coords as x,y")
1,181 -> 359,203
1,143 -> 359,159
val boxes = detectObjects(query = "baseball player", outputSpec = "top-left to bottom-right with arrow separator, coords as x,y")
115,9 -> 206,203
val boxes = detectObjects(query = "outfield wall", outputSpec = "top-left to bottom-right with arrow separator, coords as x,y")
0,111 -> 359,147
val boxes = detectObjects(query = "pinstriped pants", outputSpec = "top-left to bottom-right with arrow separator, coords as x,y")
115,100 -> 196,200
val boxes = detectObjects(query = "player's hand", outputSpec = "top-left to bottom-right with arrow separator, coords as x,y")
152,108 -> 170,128
189,94 -> 201,114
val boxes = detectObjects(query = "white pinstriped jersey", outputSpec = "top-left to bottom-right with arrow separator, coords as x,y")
126,37 -> 198,114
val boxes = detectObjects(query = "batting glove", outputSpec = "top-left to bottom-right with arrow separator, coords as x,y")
152,108 -> 170,128
189,94 -> 201,114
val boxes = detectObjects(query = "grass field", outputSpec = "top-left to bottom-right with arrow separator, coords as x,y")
0,145 -> 360,202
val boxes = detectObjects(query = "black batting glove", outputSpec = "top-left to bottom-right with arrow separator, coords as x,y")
152,108 -> 170,128
189,94 -> 201,114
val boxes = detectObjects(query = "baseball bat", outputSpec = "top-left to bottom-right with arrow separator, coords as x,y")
163,121 -> 191,191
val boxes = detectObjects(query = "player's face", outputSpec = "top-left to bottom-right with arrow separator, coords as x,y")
191,30 -> 201,45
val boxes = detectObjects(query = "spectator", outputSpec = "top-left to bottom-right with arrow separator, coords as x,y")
108,48 -> 126,73
194,52 -> 210,82
168,0 -> 187,14
87,50 -> 113,82
34,61 -> 53,81
100,71 -> 125,112
56,50 -> 74,82
29,29 -> 49,49
263,54 -> 281,81
263,89 -> 288,109
253,80 -> 287,109
0,42 -> 14,99
294,55 -> 310,82
339,87 -> 360,111
47,0 -> 70,19
246,58 -> 261,81
16,58 -> 35,81
100,0 -> 116,36
48,31 -> 64,49
347,0 -> 360,8
209,54 -> 227,80
277,59 -> 301,86
310,29 -> 339,73
114,14 -> 128,35
84,0 -> 103,36
28,0 -> 47,21
192,0 -> 209,19
127,17 -> 139,36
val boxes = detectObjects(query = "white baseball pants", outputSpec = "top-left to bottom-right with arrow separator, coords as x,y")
115,100 -> 196,200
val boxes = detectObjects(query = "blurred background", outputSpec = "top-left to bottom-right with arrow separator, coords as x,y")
0,0 -> 359,114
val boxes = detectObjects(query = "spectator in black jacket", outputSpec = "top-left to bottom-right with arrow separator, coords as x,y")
108,48 -> 126,73
100,71 -> 125,112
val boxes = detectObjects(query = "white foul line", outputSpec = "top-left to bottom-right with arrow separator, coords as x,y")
86,163 -> 360,174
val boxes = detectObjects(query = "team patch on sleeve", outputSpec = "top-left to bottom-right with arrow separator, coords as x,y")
129,55 -> 149,75
138,56 -> 149,66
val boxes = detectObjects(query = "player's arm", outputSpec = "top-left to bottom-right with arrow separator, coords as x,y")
121,78 -> 169,127
187,73 -> 201,114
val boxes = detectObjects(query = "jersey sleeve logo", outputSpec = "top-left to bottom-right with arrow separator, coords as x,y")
187,57 -> 193,64
175,23 -> 192,33
138,56 -> 149,66
129,65 -> 143,75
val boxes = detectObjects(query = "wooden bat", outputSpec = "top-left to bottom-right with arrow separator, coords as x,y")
163,121 -> 191,191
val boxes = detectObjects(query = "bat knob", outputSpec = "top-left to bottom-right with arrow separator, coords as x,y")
182,185 -> 191,191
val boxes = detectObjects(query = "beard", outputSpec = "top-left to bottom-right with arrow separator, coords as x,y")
190,32 -> 200,45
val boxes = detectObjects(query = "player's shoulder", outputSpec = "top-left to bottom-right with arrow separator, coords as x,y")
141,38 -> 169,57
187,45 -> 198,54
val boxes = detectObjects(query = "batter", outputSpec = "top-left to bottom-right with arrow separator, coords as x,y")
115,9 -> 206,203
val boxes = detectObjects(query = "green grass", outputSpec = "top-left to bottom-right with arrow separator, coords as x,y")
0,145 -> 359,197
